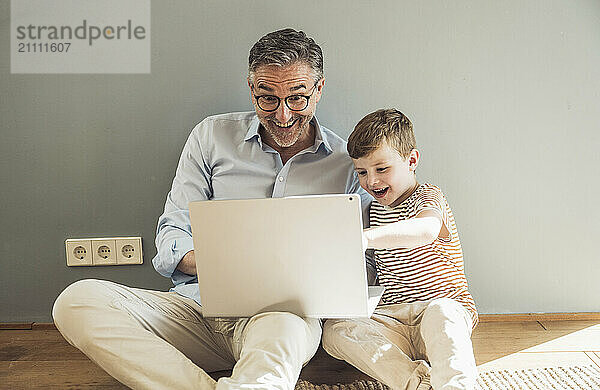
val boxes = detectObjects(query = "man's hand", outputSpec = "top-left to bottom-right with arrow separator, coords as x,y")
176,250 -> 197,276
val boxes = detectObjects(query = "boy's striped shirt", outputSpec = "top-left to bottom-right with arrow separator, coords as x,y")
370,183 -> 478,327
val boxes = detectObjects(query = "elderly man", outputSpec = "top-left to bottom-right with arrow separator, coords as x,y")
53,29 -> 371,390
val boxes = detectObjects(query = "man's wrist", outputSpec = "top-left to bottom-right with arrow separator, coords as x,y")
176,250 -> 196,275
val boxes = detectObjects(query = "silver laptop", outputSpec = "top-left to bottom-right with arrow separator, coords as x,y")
189,194 -> 384,318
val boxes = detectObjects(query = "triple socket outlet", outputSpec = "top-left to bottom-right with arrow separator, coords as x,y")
66,237 -> 143,266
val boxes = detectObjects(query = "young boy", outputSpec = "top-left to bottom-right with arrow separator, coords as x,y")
323,109 -> 478,390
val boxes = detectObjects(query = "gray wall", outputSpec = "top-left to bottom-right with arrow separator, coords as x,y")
1,0 -> 599,322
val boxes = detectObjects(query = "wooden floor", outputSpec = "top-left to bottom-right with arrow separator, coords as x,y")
1,319 -> 599,389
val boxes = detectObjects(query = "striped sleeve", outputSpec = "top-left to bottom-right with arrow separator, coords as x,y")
414,185 -> 452,241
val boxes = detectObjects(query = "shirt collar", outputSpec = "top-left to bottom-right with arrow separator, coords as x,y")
244,115 -> 262,143
244,114 -> 333,155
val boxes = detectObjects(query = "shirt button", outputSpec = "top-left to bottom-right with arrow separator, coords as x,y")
278,176 -> 284,182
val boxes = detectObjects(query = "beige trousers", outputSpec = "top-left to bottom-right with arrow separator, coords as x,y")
52,279 -> 321,390
322,298 -> 476,390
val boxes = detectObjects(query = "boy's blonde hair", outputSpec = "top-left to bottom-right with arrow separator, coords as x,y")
347,109 -> 416,159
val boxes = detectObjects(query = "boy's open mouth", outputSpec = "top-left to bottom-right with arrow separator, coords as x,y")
372,187 -> 389,198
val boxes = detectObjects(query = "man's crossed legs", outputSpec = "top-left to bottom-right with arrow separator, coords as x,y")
52,279 -> 321,390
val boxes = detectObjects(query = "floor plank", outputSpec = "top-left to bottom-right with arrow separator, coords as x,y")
537,320 -> 600,331
2,319 -> 599,388
0,323 -> 32,330
471,321 -> 548,364
0,361 -> 128,390
0,330 -> 88,361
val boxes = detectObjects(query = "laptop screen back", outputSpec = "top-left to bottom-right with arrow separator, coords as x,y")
189,194 -> 369,318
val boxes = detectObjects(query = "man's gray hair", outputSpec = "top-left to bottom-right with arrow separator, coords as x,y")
248,28 -> 323,83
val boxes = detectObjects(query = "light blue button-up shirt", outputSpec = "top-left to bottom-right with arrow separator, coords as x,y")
152,111 -> 373,304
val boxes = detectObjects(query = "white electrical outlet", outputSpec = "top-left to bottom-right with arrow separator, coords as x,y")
66,237 -> 144,266
116,237 -> 143,265
91,239 -> 117,265
66,239 -> 93,266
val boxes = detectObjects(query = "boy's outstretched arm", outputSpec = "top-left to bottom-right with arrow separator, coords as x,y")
363,210 -> 447,250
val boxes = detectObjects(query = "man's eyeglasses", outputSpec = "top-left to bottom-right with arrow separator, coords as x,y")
252,82 -> 318,112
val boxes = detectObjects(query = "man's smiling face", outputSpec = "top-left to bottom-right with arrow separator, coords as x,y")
249,62 -> 323,149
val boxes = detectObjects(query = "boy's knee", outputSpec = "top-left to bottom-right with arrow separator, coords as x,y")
423,298 -> 464,322
421,298 -> 471,339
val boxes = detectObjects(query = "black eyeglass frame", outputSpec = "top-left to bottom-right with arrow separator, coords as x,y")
251,82 -> 319,112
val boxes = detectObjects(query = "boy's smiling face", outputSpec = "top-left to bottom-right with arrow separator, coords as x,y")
353,141 -> 420,208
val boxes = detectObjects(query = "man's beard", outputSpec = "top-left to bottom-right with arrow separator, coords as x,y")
263,114 -> 312,148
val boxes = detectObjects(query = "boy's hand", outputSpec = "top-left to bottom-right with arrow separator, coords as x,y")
362,231 -> 370,251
